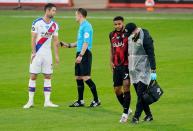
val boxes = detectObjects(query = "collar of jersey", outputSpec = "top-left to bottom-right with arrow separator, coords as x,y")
80,20 -> 87,26
42,17 -> 52,24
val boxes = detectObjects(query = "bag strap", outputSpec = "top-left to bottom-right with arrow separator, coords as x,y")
148,80 -> 156,88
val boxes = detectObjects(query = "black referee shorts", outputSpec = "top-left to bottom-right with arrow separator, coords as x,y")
113,65 -> 129,87
75,50 -> 92,76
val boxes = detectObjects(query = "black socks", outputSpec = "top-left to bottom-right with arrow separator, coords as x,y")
76,79 -> 84,101
116,93 -> 124,106
85,79 -> 99,102
116,91 -> 131,114
123,91 -> 131,114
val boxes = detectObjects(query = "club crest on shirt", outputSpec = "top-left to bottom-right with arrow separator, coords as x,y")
116,36 -> 120,39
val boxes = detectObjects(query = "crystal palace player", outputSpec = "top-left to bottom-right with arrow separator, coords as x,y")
109,16 -> 132,123
23,3 -> 59,109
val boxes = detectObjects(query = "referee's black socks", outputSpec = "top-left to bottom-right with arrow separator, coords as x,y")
85,79 -> 99,102
76,79 -> 84,101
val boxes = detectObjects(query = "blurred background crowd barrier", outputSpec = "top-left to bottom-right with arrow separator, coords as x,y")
0,0 -> 193,10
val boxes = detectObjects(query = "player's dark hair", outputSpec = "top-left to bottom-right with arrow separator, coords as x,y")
77,8 -> 87,17
44,3 -> 56,11
113,16 -> 124,21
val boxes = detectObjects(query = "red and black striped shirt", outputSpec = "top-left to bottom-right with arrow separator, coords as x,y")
109,30 -> 128,66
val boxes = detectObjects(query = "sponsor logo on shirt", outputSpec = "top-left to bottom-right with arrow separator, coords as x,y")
41,32 -> 53,38
113,42 -> 124,47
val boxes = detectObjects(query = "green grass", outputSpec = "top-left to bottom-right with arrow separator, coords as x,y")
0,10 -> 193,131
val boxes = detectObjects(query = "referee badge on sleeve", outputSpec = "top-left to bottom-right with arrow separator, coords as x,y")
84,32 -> 90,38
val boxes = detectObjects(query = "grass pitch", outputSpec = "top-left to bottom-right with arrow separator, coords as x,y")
0,10 -> 193,131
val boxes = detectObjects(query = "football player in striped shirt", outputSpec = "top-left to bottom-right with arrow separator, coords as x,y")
23,3 -> 59,109
109,16 -> 132,123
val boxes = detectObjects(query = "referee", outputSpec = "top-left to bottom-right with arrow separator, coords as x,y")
60,8 -> 100,107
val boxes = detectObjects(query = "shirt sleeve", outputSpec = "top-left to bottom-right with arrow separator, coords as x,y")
109,32 -> 112,42
31,22 -> 38,33
143,29 -> 156,70
83,27 -> 91,44
53,23 -> 59,36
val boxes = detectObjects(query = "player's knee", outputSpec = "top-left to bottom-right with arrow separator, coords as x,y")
30,74 -> 37,80
82,76 -> 91,81
75,76 -> 82,80
123,85 -> 130,92
44,74 -> 51,79
114,87 -> 122,95
30,77 -> 36,80
123,87 -> 130,92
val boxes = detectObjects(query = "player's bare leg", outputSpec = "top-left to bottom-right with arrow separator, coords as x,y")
43,74 -> 58,107
23,74 -> 37,109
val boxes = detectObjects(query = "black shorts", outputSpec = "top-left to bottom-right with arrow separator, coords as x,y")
75,50 -> 92,76
113,65 -> 129,87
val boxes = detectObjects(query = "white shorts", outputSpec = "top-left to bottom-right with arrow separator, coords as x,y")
30,54 -> 53,74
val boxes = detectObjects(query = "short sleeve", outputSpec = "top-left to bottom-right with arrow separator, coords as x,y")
31,22 -> 38,33
53,23 -> 59,36
83,27 -> 91,43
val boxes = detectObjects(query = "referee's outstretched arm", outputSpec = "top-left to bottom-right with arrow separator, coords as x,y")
60,41 -> 77,48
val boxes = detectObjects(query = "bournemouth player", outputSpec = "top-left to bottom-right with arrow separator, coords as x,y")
109,16 -> 132,123
23,3 -> 60,109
